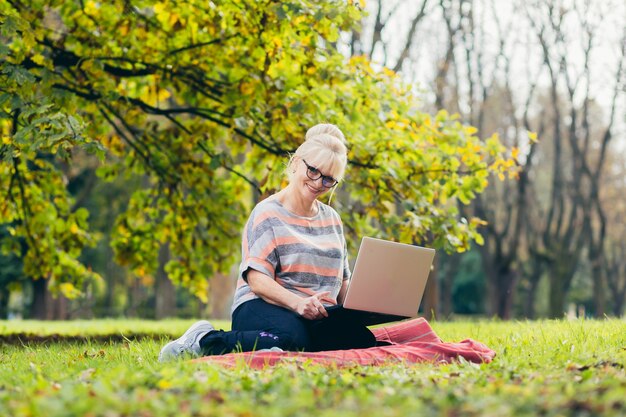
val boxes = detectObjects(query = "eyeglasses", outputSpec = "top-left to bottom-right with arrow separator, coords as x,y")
302,159 -> 339,188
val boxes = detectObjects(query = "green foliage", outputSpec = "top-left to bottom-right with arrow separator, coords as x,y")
0,0 -> 516,299
0,3 -> 103,297
0,319 -> 624,416
450,249 -> 486,314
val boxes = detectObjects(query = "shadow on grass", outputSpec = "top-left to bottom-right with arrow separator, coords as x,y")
0,333 -> 168,345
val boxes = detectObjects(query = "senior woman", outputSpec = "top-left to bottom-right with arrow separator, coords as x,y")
159,124 -> 375,361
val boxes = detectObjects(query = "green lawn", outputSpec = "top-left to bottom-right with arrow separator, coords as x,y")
1,319 -> 624,417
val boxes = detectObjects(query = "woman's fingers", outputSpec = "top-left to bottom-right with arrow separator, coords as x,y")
314,300 -> 328,318
314,291 -> 331,300
298,295 -> 329,319
312,291 -> 329,317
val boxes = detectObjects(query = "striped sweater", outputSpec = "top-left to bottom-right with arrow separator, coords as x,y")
231,196 -> 351,314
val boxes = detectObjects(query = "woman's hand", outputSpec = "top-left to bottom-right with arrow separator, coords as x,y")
295,291 -> 330,320
247,270 -> 331,319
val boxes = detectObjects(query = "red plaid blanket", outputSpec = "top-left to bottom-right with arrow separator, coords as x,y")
192,318 -> 495,368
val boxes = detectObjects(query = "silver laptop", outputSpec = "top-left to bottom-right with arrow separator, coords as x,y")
327,236 -> 435,324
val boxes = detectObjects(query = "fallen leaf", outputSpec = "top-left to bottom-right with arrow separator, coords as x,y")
79,368 -> 96,382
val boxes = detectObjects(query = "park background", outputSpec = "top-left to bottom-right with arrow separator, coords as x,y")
1,0 -> 625,322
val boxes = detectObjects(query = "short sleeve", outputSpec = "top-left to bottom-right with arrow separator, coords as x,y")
238,210 -> 279,281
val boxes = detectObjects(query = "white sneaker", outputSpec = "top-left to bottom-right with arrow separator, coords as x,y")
256,347 -> 284,352
158,320 -> 215,362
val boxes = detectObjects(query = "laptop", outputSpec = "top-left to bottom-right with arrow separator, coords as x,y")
326,236 -> 436,325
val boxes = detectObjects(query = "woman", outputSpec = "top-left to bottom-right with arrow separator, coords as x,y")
159,124 -> 375,361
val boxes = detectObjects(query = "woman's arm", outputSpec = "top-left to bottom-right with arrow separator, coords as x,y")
247,269 -> 329,320
337,279 -> 349,305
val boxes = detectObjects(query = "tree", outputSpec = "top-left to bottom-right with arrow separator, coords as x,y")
600,152 -> 626,316
354,0 -> 626,319
524,0 -> 625,317
1,0 -> 513,309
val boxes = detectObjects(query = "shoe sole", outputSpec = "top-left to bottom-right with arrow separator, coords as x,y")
158,320 -> 214,362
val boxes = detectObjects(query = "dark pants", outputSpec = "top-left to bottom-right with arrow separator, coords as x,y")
199,298 -> 376,355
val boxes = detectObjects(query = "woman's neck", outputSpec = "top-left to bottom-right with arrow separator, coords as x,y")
277,186 -> 318,217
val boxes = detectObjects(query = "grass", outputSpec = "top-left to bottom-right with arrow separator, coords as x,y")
1,319 -> 625,417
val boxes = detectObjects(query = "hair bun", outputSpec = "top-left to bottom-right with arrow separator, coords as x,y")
305,123 -> 347,145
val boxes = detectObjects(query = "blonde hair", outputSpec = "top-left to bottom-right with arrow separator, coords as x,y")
287,123 -> 348,183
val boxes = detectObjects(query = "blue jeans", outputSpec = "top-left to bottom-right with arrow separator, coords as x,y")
199,298 -> 376,355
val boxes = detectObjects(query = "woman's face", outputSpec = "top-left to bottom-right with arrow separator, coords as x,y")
290,157 -> 337,202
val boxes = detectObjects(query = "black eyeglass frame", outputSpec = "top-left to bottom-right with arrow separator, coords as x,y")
302,159 -> 339,188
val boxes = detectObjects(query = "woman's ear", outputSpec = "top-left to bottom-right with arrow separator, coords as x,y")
290,155 -> 300,172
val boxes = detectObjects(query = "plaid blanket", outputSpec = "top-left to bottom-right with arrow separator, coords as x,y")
192,318 -> 495,368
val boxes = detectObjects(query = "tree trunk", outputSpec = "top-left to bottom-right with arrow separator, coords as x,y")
548,277 -> 566,319
0,288 -> 8,319
496,267 -> 517,319
31,278 -> 49,319
103,238 -> 120,317
613,289 -> 625,317
481,248 -> 517,319
590,258 -> 605,317
209,271 -> 237,319
422,258 -> 439,320
605,255 -> 626,317
126,279 -> 146,318
155,242 -> 175,319
547,263 -> 576,319
440,253 -> 461,317
51,295 -> 68,320
524,265 -> 543,319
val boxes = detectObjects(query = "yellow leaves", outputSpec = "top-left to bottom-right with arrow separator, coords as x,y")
134,266 -> 154,287
382,67 -> 396,78
485,133 -> 505,156
1,136 -> 10,145
117,75 -> 170,107
31,54 -> 45,66
464,125 -> 478,135
272,37 -> 283,50
283,119 -> 299,135
153,2 -> 184,30
292,16 -> 307,26
116,80 -> 131,96
460,141 -> 484,165
528,131 -> 538,143
154,2 -> 169,24
169,13 -> 181,28
1,119 -> 10,136
100,134 -> 125,155
346,0 -> 366,9
300,35 -> 313,46
470,217 -> 488,227
511,147 -> 520,161
140,83 -> 171,107
193,279 -> 209,303
59,282 -> 81,299
157,379 -> 172,390
153,2 -> 166,15
83,0 -> 100,17
239,81 -> 256,96
119,21 -> 130,37
490,156 -> 520,181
